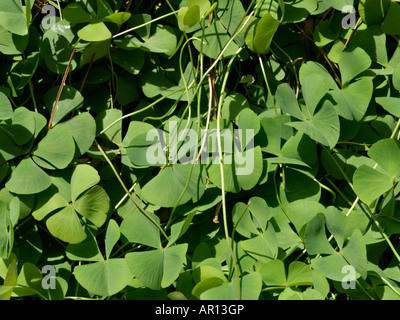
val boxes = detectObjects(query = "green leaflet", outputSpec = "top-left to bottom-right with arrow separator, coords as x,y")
382,2 -> 400,36
141,163 -> 206,208
44,86 -> 84,126
71,224 -> 133,297
353,139 -> 400,205
276,82 -> 340,149
32,126 -> 75,170
32,165 -> 109,243
0,92 -> 12,121
126,244 -> 188,290
78,22 -> 112,42
243,13 -> 279,54
5,157 -> 51,195
359,0 -> 390,25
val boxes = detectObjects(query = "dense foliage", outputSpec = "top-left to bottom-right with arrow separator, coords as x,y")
1,0 -> 400,300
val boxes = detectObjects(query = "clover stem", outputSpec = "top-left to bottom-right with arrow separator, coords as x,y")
48,48 -> 75,131
28,81 -> 38,113
95,140 -> 170,242
216,48 -> 242,300
322,141 -> 400,263
258,54 -> 278,116
112,10 -> 179,38
98,86 -> 189,136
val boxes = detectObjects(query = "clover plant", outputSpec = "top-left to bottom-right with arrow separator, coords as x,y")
0,0 -> 400,301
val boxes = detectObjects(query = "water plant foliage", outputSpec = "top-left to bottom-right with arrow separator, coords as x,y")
0,0 -> 400,300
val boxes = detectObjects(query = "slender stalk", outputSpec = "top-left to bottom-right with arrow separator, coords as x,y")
342,17 -> 362,52
322,152 -> 400,262
79,53 -> 96,93
166,37 -> 205,160
271,40 -> 301,97
390,117 -> 400,140
261,286 -> 286,292
322,115 -> 400,263
142,100 -> 179,121
230,202 -> 251,249
48,48 -> 75,130
273,166 -> 293,224
165,38 -> 208,230
258,54 -> 278,116
345,196 -> 360,217
325,176 -> 354,207
107,44 -> 118,106
112,10 -> 179,38
28,81 -> 38,113
195,74 -> 215,164
95,140 -> 170,242
98,86 -> 189,136
165,18 -> 210,231
321,145 -> 355,193
356,280 -> 375,300
380,276 -> 400,297
360,201 -> 400,263
114,183 -> 137,210
313,178 -> 336,203
216,48 -> 243,299
189,0 -> 259,110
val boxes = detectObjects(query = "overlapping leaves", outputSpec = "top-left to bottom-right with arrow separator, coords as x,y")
353,139 -> 400,205
0,0 -> 400,302
32,165 -> 110,243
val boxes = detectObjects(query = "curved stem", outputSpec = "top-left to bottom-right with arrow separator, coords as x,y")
230,202 -> 251,263
216,48 -> 243,299
95,140 -> 170,242
98,86 -> 189,136
258,54 -> 278,116
112,10 -> 179,38
322,115 -> 400,263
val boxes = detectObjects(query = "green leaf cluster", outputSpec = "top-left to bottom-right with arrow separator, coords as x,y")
0,0 -> 400,301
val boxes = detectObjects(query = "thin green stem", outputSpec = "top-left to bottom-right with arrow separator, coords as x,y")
166,37 -> 204,159
28,81 -> 38,113
56,0 -> 62,19
112,10 -> 179,38
356,280 -> 375,300
125,0 -> 134,12
360,201 -> 400,263
321,145 -> 355,193
261,286 -> 286,292
14,285 -> 49,300
188,0 -> 259,111
216,48 -> 243,300
165,164 -> 195,231
273,166 -> 293,224
98,86 -> 189,136
271,40 -> 301,95
195,73 -> 214,164
107,44 -> 118,107
325,176 -> 354,207
380,276 -> 400,297
322,121 -> 400,263
259,54 -> 278,116
110,241 -> 132,258
314,178 -> 336,204
114,183 -> 136,210
142,101 -> 178,121
48,48 -> 76,131
165,36 -> 208,230
230,201 -> 251,251
95,140 -> 170,242
390,117 -> 400,140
